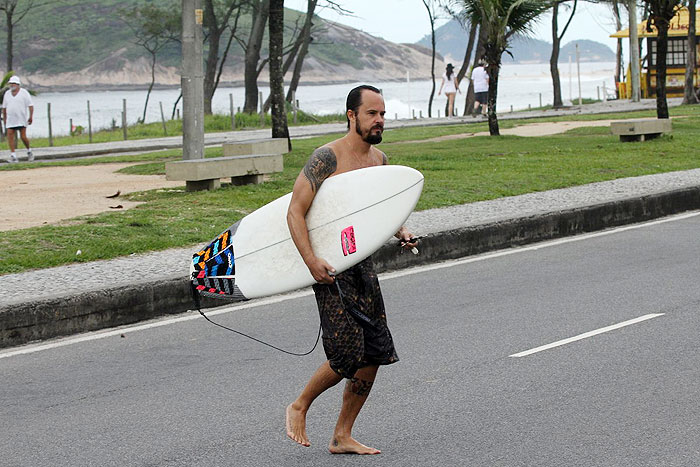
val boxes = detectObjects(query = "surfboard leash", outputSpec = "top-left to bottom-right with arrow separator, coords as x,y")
190,283 -> 322,357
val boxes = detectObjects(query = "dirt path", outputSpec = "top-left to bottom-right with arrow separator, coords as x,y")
388,119 -> 620,144
0,163 -> 181,231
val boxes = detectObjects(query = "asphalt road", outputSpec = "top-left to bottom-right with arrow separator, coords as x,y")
2,212 -> 700,467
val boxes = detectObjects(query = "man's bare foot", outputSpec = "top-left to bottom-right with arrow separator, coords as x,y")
286,403 -> 310,447
329,436 -> 381,455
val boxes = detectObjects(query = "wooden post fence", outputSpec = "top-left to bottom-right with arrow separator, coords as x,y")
47,103 -> 53,146
122,98 -> 127,140
159,101 -> 167,136
230,93 -> 235,130
87,100 -> 93,143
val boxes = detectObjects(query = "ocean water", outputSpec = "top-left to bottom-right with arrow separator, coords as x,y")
27,61 -> 616,138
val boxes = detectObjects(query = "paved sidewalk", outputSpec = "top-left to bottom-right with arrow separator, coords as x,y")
0,97 -> 695,347
5,97 -> 679,162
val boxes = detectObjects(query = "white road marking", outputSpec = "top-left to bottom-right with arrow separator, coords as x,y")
1,210 -> 697,360
509,313 -> 665,358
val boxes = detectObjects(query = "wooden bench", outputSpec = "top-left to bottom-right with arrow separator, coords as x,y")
610,119 -> 672,142
165,138 -> 289,191
165,154 -> 283,191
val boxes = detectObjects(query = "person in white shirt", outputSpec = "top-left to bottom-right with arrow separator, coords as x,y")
471,61 -> 489,117
438,63 -> 460,117
2,75 -> 34,163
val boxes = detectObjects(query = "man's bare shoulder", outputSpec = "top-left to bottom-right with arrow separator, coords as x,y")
303,145 -> 338,192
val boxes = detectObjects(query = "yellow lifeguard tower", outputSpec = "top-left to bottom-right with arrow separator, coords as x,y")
611,7 -> 699,98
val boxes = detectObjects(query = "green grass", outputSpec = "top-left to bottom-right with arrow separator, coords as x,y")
2,105 -> 700,275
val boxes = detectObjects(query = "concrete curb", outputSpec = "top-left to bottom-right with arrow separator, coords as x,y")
2,185 -> 699,348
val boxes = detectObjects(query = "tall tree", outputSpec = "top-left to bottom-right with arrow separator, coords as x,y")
261,0 -> 317,112
610,0 -> 624,87
464,24 -> 487,115
122,2 -> 180,123
268,0 -> 290,146
454,0 -> 552,135
550,0 -> 577,108
242,0 -> 271,113
202,0 -> 245,115
0,0 -> 55,72
423,0 -> 439,117
444,3 -> 479,116
645,0 -> 682,118
683,0 -> 698,104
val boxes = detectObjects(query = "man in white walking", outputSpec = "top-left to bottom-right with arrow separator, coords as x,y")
2,75 -> 34,163
471,61 -> 489,117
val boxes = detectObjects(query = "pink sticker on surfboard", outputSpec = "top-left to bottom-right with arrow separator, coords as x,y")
341,226 -> 356,256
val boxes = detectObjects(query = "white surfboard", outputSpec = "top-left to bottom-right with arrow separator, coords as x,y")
191,165 -> 424,300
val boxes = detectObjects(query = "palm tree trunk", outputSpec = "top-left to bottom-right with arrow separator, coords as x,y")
551,2 -> 563,108
487,64 -> 500,135
656,22 -> 670,118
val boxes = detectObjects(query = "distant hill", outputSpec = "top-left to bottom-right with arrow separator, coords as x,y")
417,18 -> 615,64
0,1 -> 439,90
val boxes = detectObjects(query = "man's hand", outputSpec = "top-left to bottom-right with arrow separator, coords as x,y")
27,117 -> 32,125
306,256 -> 336,284
395,226 -> 418,251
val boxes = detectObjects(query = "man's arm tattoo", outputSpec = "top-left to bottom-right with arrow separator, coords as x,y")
303,147 -> 337,192
347,377 -> 374,397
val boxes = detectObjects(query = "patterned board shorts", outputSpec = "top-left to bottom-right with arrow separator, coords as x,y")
312,257 -> 399,379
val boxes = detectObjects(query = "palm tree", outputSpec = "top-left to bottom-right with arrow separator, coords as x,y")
453,0 -> 553,135
645,0 -> 683,118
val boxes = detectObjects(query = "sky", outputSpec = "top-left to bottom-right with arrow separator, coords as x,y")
284,1 -> 622,51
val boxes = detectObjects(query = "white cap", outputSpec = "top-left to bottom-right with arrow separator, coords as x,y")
8,76 -> 20,85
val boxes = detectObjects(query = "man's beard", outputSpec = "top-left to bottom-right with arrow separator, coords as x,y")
356,120 -> 383,144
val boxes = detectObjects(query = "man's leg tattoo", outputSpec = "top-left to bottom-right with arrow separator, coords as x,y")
347,377 -> 374,397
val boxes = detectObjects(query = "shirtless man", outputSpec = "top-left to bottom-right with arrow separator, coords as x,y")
285,85 -> 416,455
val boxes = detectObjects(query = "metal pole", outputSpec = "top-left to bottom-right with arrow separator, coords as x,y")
87,100 -> 92,143
47,103 -> 53,147
160,101 -> 167,136
69,118 -> 73,135
181,0 -> 204,160
576,44 -> 582,106
122,99 -> 128,140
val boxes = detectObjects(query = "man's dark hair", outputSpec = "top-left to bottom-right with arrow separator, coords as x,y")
346,85 -> 381,129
